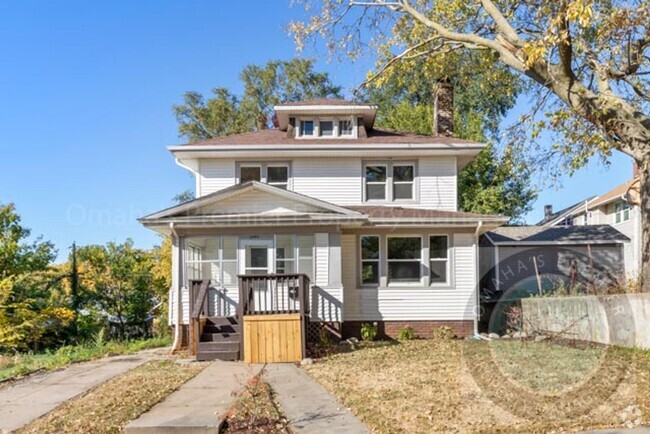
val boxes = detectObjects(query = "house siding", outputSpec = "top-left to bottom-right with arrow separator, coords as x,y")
195,156 -> 459,211
341,232 -> 477,321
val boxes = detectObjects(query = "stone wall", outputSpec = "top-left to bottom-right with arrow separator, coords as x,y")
520,293 -> 650,349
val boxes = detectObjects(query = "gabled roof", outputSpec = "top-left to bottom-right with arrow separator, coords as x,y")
536,197 -> 596,226
485,225 -> 629,245
587,177 -> 638,209
140,181 -> 364,223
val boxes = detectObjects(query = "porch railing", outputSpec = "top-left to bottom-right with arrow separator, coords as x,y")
189,279 -> 210,356
237,274 -> 310,317
237,273 -> 311,361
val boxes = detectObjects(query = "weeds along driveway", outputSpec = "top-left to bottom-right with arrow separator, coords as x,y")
0,348 -> 169,433
303,340 -> 650,434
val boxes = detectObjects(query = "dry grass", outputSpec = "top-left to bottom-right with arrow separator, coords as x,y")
304,340 -> 650,433
17,360 -> 205,434
222,373 -> 290,433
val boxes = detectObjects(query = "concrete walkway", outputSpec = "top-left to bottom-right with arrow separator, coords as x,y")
125,361 -> 263,434
578,428 -> 650,433
264,364 -> 370,434
0,348 -> 167,433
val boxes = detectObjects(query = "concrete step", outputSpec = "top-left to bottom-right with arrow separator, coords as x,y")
198,341 -> 240,352
200,332 -> 241,342
197,350 -> 239,361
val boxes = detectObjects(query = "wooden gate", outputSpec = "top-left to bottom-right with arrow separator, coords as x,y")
243,314 -> 303,363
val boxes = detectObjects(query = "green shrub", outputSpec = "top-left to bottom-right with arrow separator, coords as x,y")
433,326 -> 455,340
397,325 -> 415,341
360,322 -> 378,341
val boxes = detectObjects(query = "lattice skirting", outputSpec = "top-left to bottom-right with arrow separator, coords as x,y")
306,320 -> 342,343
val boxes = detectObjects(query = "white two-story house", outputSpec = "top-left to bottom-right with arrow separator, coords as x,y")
141,92 -> 507,361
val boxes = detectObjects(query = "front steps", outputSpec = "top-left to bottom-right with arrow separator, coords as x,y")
197,316 -> 241,361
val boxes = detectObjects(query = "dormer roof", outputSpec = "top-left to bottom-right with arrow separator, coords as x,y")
273,98 -> 378,131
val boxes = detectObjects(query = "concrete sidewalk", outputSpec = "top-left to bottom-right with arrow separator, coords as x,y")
264,364 -> 369,434
0,348 -> 167,433
125,361 -> 263,434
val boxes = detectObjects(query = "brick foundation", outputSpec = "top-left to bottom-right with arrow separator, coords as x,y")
342,320 -> 474,339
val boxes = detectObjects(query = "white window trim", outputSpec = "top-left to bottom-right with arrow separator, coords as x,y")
236,162 -> 292,190
339,118 -> 354,137
428,234 -> 450,287
614,202 -> 631,225
359,235 -> 381,287
296,117 -> 358,139
386,235 -> 424,286
363,161 -> 417,203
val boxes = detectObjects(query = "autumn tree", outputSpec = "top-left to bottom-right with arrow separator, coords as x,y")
361,58 -> 535,221
173,58 -> 342,141
292,0 -> 650,285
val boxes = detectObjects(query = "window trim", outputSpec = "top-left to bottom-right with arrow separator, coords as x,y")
359,235 -> 381,287
236,162 -> 292,190
339,119 -> 353,136
363,161 -> 417,203
318,119 -> 335,137
296,117 -> 357,139
364,163 -> 388,202
386,235 -> 424,286
299,120 -> 315,137
614,201 -> 631,224
428,234 -> 450,286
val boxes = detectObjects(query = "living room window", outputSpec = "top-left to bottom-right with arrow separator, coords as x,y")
364,162 -> 415,202
429,235 -> 449,284
360,236 -> 380,285
238,163 -> 290,189
387,236 -> 422,284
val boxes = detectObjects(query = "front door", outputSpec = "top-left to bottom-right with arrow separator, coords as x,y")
239,239 -> 274,312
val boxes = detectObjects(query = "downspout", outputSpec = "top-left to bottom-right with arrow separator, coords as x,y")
169,222 -> 183,353
474,221 -> 488,339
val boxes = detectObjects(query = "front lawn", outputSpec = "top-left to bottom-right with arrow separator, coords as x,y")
17,359 -> 205,434
304,339 -> 650,433
0,336 -> 171,382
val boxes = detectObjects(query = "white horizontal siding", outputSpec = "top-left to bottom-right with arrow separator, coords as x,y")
292,157 -> 362,205
418,156 -> 457,211
198,190 -> 320,215
198,159 -> 236,196
314,233 -> 329,286
168,287 -> 190,325
342,232 -> 476,321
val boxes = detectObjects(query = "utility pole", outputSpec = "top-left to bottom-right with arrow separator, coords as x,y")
70,242 -> 79,336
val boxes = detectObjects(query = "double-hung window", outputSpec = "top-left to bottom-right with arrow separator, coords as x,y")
387,236 -> 422,284
614,202 -> 630,224
365,165 -> 388,201
360,236 -> 380,285
393,165 -> 414,200
319,120 -> 334,137
300,120 -> 314,136
429,235 -> 449,284
339,120 -> 353,136
364,162 -> 415,202
238,163 -> 289,189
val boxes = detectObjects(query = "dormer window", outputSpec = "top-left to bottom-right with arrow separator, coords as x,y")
319,121 -> 334,137
300,120 -> 314,136
339,120 -> 353,136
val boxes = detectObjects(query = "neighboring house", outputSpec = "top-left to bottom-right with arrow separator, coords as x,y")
536,197 -> 596,227
480,225 -> 629,332
140,92 -> 508,360
540,169 -> 641,279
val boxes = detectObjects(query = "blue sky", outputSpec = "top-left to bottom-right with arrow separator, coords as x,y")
0,1 -> 633,262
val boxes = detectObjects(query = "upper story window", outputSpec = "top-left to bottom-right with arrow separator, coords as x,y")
364,162 -> 415,202
238,163 -> 290,190
300,120 -> 314,136
339,120 -> 353,136
615,201 -> 631,224
319,121 -> 334,137
297,118 -> 356,138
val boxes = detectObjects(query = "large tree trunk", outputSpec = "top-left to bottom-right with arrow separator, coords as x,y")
638,158 -> 650,291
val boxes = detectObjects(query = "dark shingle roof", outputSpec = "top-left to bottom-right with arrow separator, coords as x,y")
177,128 -> 482,147
275,98 -> 370,107
536,197 -> 596,226
345,206 -> 504,220
487,225 -> 630,244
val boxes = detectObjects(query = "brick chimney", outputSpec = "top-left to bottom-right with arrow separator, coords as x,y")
544,204 -> 553,219
433,79 -> 453,136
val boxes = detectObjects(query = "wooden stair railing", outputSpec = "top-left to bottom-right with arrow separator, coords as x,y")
190,279 -> 210,356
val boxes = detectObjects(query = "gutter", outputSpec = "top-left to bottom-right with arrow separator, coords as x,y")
473,221 -> 483,338
174,158 -> 201,197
